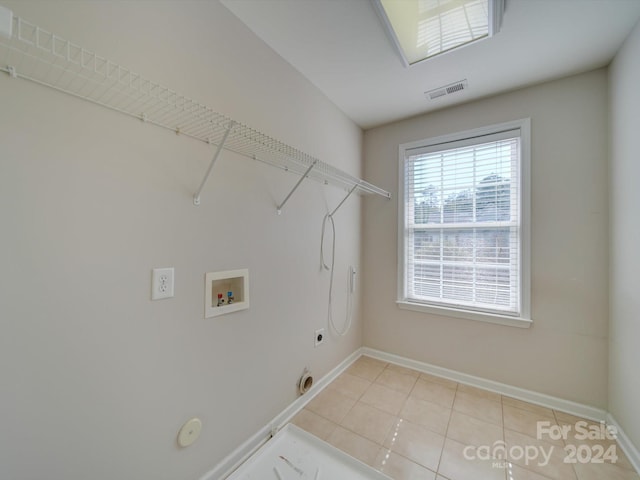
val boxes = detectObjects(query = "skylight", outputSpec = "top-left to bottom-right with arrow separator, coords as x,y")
375,0 -> 504,66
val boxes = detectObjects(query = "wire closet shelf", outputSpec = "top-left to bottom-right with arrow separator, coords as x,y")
0,13 -> 390,210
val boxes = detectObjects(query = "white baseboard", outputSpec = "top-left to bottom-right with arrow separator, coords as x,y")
199,348 -> 363,480
606,413 -> 640,473
202,346 -> 639,479
361,347 -> 608,422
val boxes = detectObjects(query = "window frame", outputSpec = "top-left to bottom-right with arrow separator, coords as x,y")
397,119 -> 532,328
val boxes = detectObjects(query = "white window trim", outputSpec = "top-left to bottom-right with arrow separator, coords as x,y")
397,118 -> 532,328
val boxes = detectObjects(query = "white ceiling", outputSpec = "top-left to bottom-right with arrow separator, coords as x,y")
220,0 -> 640,129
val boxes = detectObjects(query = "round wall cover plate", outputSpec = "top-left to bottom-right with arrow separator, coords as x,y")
177,417 -> 202,448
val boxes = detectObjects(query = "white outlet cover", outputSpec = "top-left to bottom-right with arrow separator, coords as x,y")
151,267 -> 174,300
314,328 -> 325,347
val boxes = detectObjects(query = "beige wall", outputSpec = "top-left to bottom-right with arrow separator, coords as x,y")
0,2 -> 363,479
363,69 -> 609,408
609,19 -> 640,448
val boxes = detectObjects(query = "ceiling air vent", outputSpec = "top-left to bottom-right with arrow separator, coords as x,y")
425,79 -> 468,101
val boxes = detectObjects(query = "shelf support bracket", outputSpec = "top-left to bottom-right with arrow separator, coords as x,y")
329,182 -> 359,218
276,160 -> 318,215
193,121 -> 235,206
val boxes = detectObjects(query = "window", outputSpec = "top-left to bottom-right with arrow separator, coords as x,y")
398,119 -> 530,327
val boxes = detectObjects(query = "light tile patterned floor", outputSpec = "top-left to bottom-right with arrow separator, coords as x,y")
289,356 -> 639,480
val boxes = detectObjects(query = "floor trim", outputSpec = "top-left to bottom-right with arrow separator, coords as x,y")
361,347 -> 608,422
606,413 -> 640,474
198,349 -> 362,480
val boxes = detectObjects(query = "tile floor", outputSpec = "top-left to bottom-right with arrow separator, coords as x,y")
289,356 -> 639,480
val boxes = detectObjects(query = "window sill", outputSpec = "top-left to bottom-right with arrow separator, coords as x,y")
396,300 -> 532,329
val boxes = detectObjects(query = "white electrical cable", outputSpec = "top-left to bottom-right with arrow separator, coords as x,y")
320,213 -> 354,336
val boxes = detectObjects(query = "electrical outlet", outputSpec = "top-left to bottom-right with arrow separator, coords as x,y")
152,267 -> 174,300
314,328 -> 325,347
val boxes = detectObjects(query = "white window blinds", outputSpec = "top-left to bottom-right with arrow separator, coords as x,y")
401,128 -> 522,316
